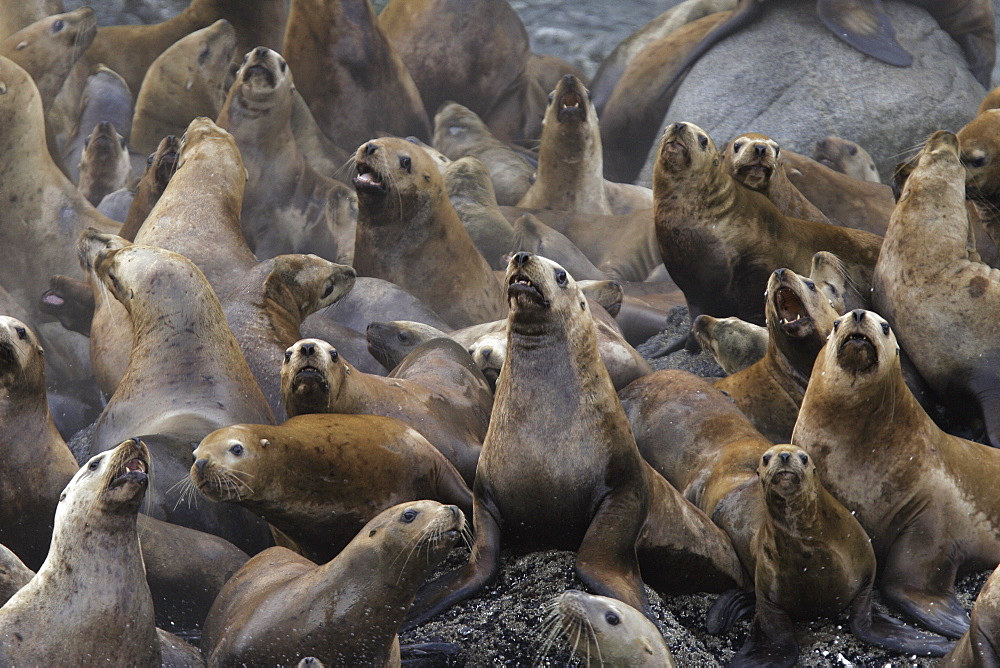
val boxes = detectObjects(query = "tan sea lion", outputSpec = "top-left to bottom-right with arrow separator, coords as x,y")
650,122 -> 881,352
547,590 -> 676,667
201,500 -> 463,665
130,19 -> 237,156
443,156 -> 516,270
0,0 -> 62,40
284,0 -> 429,149
813,136 -> 881,183
692,315 -> 769,374
119,134 -> 180,241
792,309 -> 1000,638
0,545 -> 32,607
62,64 -> 134,185
959,109 -> 1000,251
0,438 -> 160,665
218,46 -> 358,264
723,132 -> 830,224
191,416 -> 472,565
352,137 -> 507,329
874,129 -> 1000,447
77,121 -> 131,206
943,565 -> 1000,665
406,253 -> 745,627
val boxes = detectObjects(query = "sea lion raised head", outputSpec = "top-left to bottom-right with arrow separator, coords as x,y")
724,132 -> 780,191
77,121 -> 131,206
67,437 -> 150,517
353,136 -> 439,220
0,316 -> 45,394
656,121 -> 719,175
232,46 -> 291,111
825,309 -> 898,381
281,338 -> 343,416
765,267 -> 839,354
505,251 -> 590,335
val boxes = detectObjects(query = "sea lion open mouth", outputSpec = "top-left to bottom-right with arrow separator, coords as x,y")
738,163 -> 772,181
774,287 -> 811,335
557,90 -> 585,122
507,274 -> 548,307
768,470 -> 800,493
293,365 -> 329,391
244,63 -> 275,88
108,456 -> 148,490
837,332 -> 878,371
353,162 -> 387,193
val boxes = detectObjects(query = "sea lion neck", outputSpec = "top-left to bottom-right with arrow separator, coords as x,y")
762,474 -> 819,537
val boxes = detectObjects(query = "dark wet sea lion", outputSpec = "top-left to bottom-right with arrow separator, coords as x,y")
77,121 -> 131,206
119,134 -> 180,241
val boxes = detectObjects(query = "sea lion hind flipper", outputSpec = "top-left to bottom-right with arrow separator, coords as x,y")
646,332 -> 700,358
848,586 -> 955,657
400,642 -> 462,667
706,588 -> 756,634
816,0 -> 913,68
730,597 -> 798,667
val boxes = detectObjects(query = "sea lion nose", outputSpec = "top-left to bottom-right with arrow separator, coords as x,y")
300,342 -> 315,357
254,46 -> 267,58
852,310 -> 866,323
480,346 -> 492,362
195,458 -> 207,473
364,143 -> 377,156
512,252 -> 531,267
754,143 -> 766,157
98,120 -> 112,132
775,268 -> 787,280
562,74 -> 575,86
673,122 -> 686,132
779,452 -> 791,464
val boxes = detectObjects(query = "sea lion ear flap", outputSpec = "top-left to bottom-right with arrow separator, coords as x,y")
816,0 -> 913,68
259,439 -> 269,448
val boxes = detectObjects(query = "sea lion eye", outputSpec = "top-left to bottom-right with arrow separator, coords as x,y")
605,612 -> 620,625
548,93 -> 554,103
733,142 -> 743,153
15,326 -> 26,340
198,46 -> 211,66
762,454 -> 771,466
330,349 -> 338,361
399,156 -> 411,172
848,146 -> 858,156
881,321 -> 890,335
833,320 -> 840,332
84,135 -> 91,148
774,146 -> 780,158
88,457 -> 102,471
805,280 -> 816,292
799,453 -> 809,465
283,349 -> 292,363
586,89 -> 592,101
279,60 -> 287,73
322,283 -> 335,298
52,19 -> 64,32
698,135 -> 708,149
229,443 -> 244,456
401,509 -> 418,523
397,331 -> 410,343
967,156 -> 988,168
147,153 -> 155,166
120,136 -> 127,149
555,269 -> 568,286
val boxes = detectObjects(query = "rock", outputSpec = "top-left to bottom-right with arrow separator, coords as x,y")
637,0 -> 985,187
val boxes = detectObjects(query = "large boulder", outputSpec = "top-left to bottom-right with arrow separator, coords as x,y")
637,0 -> 986,186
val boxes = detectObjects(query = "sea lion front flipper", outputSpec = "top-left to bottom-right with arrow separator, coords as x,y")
848,583 -> 955,656
816,0 -> 913,67
730,596 -> 798,668
706,588 -> 756,634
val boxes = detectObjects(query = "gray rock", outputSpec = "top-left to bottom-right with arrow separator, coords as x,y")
638,0 -> 985,187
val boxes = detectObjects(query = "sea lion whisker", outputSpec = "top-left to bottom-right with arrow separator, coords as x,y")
393,523 -> 435,582
532,612 -> 565,666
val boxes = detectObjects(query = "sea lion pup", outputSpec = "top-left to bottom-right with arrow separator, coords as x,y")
282,337 -> 490,484
119,134 -> 180,241
516,74 -> 652,216
792,309 -> 1000,638
201,500 -> 463,665
406,253 -> 745,627
546,590 -> 676,667
62,64 -> 134,184
713,267 -> 839,443
432,101 -> 535,206
943,565 -> 1000,665
130,20 -> 237,156
715,444 -> 953,666
352,137 -> 507,329
284,0 -> 429,149
692,315 -> 768,374
77,121 -> 132,206
723,133 -> 830,224
875,129 -> 1000,448
218,46 -> 358,264
444,156 -> 515,270
191,417 -> 472,564
813,136 -> 881,183
650,122 -> 881,353
0,438 -> 160,665
223,256 -> 357,422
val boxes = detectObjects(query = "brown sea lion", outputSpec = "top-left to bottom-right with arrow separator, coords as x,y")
62,64 -> 134,184
284,0 -> 429,149
130,19 -> 237,156
943,565 -> 1000,665
281,337 -> 490,484
406,254 -> 745,627
191,417 -> 472,565
218,46 -> 358,264
0,438 -> 160,665
874,130 -> 1000,447
119,134 -> 180,241
723,133 -> 830,224
692,315 -> 768,374
959,109 -> 1000,252
202,500 -> 462,666
443,156 -> 516,269
792,309 -> 1000,638
352,137 -> 507,329
813,136 -> 881,183
650,122 -> 881,352
77,121 -> 131,206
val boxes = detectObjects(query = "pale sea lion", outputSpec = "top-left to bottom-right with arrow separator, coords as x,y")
62,64 -> 134,184
77,121 -> 131,206
201,500 -> 463,665
0,0 -> 62,40
130,19 -> 237,156
190,416 -> 472,565
813,136 -> 881,183
959,109 -> 1000,254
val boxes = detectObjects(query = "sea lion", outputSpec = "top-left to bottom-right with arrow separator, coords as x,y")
723,132 -> 830,224
813,136 -> 881,183
191,416 -> 472,565
352,137 -> 507,329
218,46 -> 358,264
874,129 -> 1000,447
547,590 -> 676,667
406,253 -> 745,627
0,546 -> 32,607
443,156 -> 516,270
201,500 -> 463,665
281,337 -> 490,484
119,134 -> 180,241
77,121 -> 131,206
943,565 -> 1000,665
0,1 -> 62,40
713,267 -> 839,443
650,122 -> 881,351
432,101 -> 535,206
130,20 -> 237,156
223,255 -> 357,422
314,276 -> 451,335
62,64 -> 134,185
284,0 -> 429,149
0,438 -> 160,665
692,315 -> 769,375
959,109 -> 1000,250
791,309 -> 1000,638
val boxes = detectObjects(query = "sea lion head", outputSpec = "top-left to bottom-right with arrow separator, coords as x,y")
177,117 -> 244,175
94,245 -> 209,316
4,8 -> 97,61
814,136 -> 880,183
896,130 -> 962,205
958,110 -> 1000,201
505,252 -> 588,333
266,255 -> 356,317
77,227 -> 131,274
469,331 -> 506,390
365,321 -> 445,372
144,134 -> 181,195
724,132 -> 779,191
353,137 -> 441,221
432,101 -> 488,146
545,73 -> 593,126
191,425 -> 270,502
809,251 -> 859,313
78,120 -> 130,188
691,315 -> 767,375
0,56 -> 45,153
231,46 -> 292,110
0,316 -> 44,391
62,438 -> 150,518
552,590 -> 671,665
824,309 -> 899,382
758,444 -> 814,500
362,500 -> 463,570
656,121 -> 718,174
280,338 -> 345,415
765,267 -> 839,346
